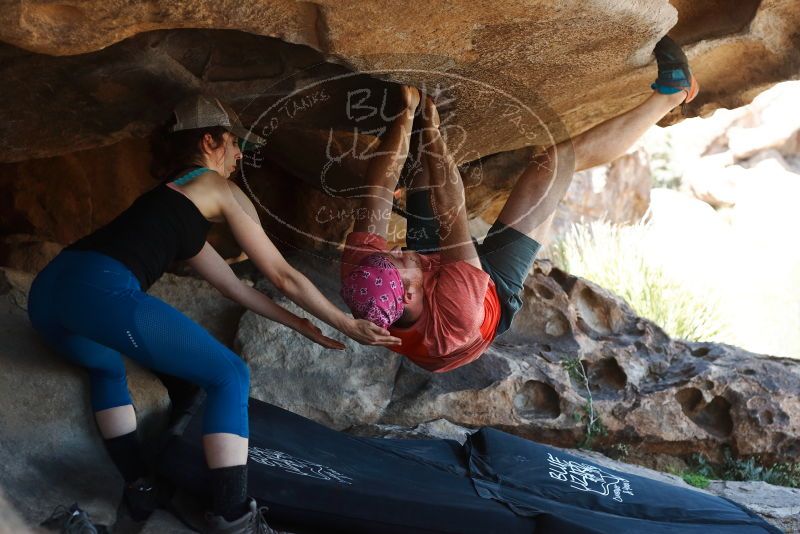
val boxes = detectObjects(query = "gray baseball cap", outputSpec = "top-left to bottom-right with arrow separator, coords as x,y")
170,94 -> 266,146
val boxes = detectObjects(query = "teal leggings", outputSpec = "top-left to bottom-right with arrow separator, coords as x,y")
27,250 -> 250,437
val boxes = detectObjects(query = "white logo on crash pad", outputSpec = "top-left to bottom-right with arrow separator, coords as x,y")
249,447 -> 353,485
546,453 -> 634,502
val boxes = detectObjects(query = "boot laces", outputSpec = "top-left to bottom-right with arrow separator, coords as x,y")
42,504 -> 99,534
252,505 -> 277,534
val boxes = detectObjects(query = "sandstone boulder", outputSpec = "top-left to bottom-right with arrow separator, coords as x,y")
652,81 -> 800,209
706,481 -> 800,533
0,235 -> 63,274
726,82 -> 800,161
382,260 -> 800,463
1,1 -> 798,167
0,488 -> 36,534
0,137 -> 248,261
0,138 -> 155,244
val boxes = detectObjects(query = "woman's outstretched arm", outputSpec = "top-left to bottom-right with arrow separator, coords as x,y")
219,180 -> 401,347
187,241 -> 346,350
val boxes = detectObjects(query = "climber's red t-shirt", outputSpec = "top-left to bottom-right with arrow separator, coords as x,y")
341,232 -> 501,372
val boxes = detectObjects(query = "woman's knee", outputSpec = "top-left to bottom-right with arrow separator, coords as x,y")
87,366 -> 132,412
231,356 -> 250,392
210,353 -> 250,397
201,353 -> 250,437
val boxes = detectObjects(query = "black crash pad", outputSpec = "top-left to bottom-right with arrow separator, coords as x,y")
157,397 -> 780,534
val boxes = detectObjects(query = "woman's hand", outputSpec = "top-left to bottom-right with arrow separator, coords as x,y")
342,318 -> 402,347
294,318 -> 346,351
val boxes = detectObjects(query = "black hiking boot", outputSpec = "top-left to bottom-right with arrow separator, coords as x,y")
121,477 -> 158,522
41,503 -> 103,533
204,498 -> 278,534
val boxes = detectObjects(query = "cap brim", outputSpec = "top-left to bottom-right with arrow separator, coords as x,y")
227,125 -> 266,150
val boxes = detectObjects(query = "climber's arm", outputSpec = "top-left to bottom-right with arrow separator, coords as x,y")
353,86 -> 420,238
420,97 -> 481,269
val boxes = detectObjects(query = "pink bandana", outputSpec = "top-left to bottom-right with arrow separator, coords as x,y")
340,254 -> 405,329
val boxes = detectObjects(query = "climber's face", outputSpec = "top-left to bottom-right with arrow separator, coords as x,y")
385,247 -> 424,324
202,131 -> 242,179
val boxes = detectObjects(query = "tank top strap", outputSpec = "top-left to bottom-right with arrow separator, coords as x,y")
171,166 -> 210,186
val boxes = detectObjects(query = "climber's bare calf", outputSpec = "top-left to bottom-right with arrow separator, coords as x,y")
497,91 -> 685,243
500,35 -> 700,244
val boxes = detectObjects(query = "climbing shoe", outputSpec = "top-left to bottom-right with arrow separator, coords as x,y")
652,35 -> 699,103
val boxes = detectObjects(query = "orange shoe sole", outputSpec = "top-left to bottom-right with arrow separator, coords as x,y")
683,75 -> 700,103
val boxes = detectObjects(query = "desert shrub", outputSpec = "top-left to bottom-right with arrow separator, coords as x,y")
552,220 -> 726,341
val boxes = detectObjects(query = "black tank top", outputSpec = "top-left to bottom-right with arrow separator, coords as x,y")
66,167 -> 213,291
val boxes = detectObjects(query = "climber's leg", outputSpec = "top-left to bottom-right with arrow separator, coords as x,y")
495,34 -> 698,241
480,36 -> 699,335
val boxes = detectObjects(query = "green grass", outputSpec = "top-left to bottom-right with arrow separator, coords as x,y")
685,450 -> 800,489
562,358 -> 608,449
682,473 -> 711,489
551,220 -> 727,342
769,463 -> 800,488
